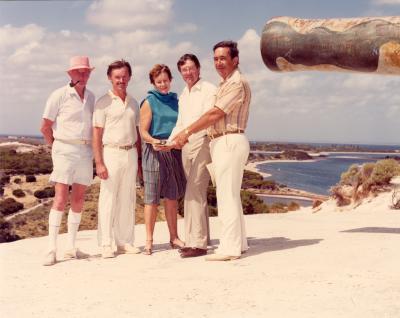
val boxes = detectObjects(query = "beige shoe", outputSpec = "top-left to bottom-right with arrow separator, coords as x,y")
64,248 -> 89,260
102,246 -> 115,259
205,254 -> 240,261
117,244 -> 141,254
43,250 -> 57,266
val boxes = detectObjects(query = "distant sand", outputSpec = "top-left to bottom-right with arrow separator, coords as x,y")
1,191 -> 399,318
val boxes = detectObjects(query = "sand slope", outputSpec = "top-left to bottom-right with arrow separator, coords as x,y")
1,191 -> 400,318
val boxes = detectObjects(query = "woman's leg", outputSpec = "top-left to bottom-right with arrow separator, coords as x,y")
164,199 -> 184,247
144,203 -> 158,251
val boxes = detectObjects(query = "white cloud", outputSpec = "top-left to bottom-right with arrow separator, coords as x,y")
372,0 -> 400,5
0,24 -> 44,54
174,23 -> 198,34
86,0 -> 173,30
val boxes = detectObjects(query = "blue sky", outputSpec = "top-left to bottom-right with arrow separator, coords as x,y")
0,0 -> 399,144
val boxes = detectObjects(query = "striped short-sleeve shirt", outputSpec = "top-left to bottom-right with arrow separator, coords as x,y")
207,68 -> 251,136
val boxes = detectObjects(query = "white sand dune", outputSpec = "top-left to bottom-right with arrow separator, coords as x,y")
1,191 -> 400,318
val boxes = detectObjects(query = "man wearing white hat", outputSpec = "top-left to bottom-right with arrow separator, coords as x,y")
40,56 -> 95,266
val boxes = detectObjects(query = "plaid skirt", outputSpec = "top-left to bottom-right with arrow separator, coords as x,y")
142,143 -> 186,204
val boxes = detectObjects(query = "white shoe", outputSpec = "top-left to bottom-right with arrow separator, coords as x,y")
102,246 -> 115,259
117,244 -> 141,254
43,250 -> 57,266
64,248 -> 90,260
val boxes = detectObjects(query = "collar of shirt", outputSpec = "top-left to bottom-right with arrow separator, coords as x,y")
182,78 -> 204,96
107,90 -> 131,105
67,85 -> 90,100
219,68 -> 241,85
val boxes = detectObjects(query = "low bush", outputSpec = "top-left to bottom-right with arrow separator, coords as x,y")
331,159 -> 400,205
14,178 -> 22,184
12,189 -> 25,198
0,198 -> 24,216
1,175 -> 10,185
25,175 -> 37,183
287,201 -> 301,211
34,186 -> 55,199
0,215 -> 20,243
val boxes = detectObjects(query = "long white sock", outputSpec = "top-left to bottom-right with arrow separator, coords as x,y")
48,209 -> 63,252
67,209 -> 82,250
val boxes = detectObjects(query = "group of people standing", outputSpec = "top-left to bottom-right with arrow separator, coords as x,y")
40,40 -> 251,266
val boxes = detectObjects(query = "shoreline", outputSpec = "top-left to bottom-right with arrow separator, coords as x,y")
245,159 -> 328,202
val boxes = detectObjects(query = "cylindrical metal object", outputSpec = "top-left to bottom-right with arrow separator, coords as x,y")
260,16 -> 400,75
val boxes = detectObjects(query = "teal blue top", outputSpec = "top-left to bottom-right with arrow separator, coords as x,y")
142,90 -> 179,139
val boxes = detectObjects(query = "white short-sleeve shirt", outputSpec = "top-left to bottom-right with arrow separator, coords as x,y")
93,90 -> 140,145
42,85 -> 95,140
170,79 -> 216,143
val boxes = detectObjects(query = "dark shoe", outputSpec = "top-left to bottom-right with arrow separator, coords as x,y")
178,246 -> 191,253
180,248 -> 207,258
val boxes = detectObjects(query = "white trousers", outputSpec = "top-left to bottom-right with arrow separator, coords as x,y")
182,137 -> 211,249
97,147 -> 138,247
210,133 -> 249,256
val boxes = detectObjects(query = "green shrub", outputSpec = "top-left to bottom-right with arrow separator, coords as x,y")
12,189 -> 25,198
340,164 -> 361,186
34,186 -> 55,199
332,159 -> 400,205
365,159 -> 400,190
0,175 -> 10,185
0,215 -> 20,243
13,178 -> 22,184
0,198 -> 24,216
287,201 -> 301,211
25,175 -> 36,183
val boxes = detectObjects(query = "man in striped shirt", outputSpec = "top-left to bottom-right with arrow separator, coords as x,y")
173,41 -> 251,261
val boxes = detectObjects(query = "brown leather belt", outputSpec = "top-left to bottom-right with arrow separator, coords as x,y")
208,129 -> 244,140
104,144 -> 136,150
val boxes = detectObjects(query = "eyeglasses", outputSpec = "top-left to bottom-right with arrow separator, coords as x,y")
180,67 -> 198,74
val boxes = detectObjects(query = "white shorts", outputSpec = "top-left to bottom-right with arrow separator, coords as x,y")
49,140 -> 93,186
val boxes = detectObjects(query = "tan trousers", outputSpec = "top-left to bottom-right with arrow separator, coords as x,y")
182,137 -> 211,249
97,147 -> 137,247
210,133 -> 249,256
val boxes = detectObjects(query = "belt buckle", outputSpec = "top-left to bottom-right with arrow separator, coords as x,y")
121,145 -> 129,150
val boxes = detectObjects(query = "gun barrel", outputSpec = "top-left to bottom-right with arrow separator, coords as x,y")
260,16 -> 400,75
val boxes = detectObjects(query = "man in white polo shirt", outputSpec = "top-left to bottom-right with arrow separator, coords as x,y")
93,60 -> 142,259
170,54 -> 216,258
41,56 -> 95,266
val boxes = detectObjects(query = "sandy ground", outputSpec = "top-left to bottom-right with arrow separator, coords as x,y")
1,191 -> 400,318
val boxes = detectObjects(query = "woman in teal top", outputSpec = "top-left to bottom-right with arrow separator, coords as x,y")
140,64 -> 186,255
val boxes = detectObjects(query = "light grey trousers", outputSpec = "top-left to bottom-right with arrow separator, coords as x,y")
182,137 -> 211,249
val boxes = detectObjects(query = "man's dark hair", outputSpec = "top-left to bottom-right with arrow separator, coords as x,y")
177,53 -> 201,72
107,59 -> 132,77
213,41 -> 239,59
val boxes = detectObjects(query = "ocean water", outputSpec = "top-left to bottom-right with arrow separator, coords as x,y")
257,153 -> 400,196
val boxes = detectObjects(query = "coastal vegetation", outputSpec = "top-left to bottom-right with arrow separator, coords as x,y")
330,159 -> 400,206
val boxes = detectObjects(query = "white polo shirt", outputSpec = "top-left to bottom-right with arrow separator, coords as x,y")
43,85 -> 95,140
170,79 -> 216,144
93,90 -> 140,145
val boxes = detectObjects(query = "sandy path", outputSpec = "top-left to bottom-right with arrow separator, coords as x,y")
1,191 -> 399,318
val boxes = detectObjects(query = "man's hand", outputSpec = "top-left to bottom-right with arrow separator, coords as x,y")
172,130 -> 189,148
96,163 -> 109,180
